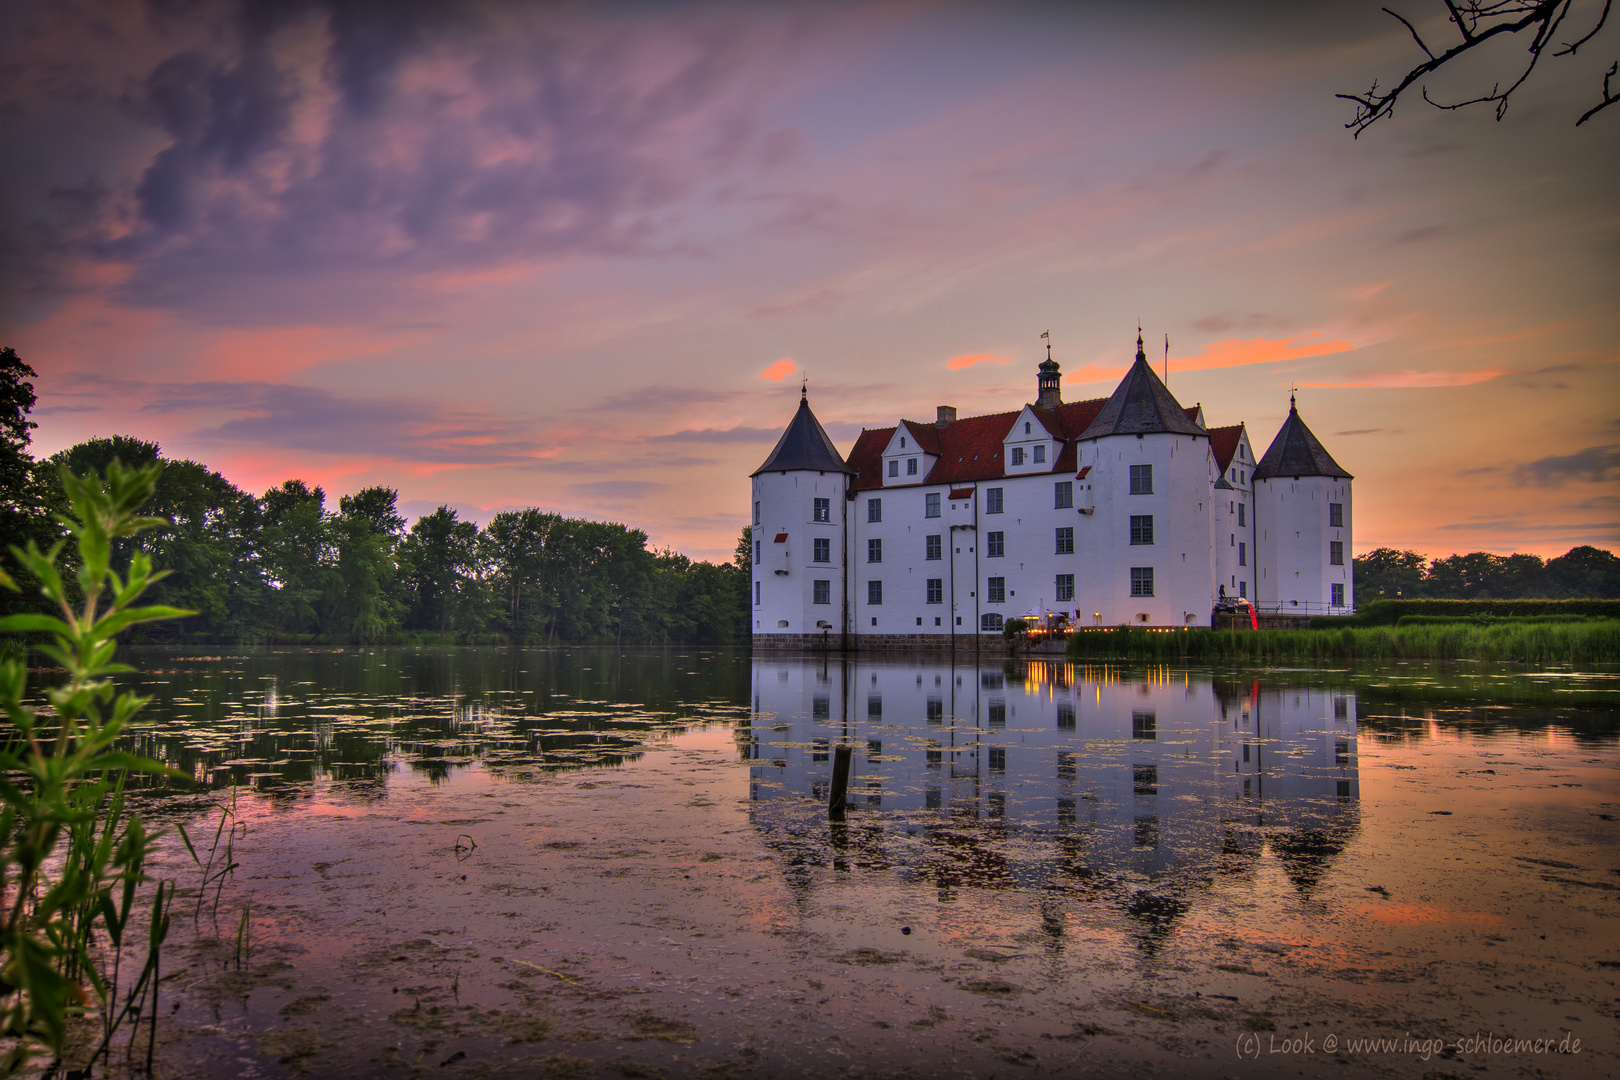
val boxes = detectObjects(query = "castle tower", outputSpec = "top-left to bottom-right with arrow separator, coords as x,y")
1072,332 -> 1216,627
1036,350 -> 1062,409
1253,395 -> 1354,614
750,389 -> 852,645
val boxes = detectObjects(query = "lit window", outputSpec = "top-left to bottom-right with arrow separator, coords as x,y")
868,538 -> 882,563
1011,447 -> 1025,466
1330,502 -> 1344,528
1055,526 -> 1073,554
813,537 -> 830,563
813,497 -> 830,522
1054,480 -> 1073,508
987,531 -> 1005,557
1130,567 -> 1154,596
1033,445 -> 1046,464
1130,515 -> 1154,545
888,460 -> 899,478
987,577 -> 1006,603
925,534 -> 941,560
986,487 -> 1004,513
867,580 -> 883,605
867,498 -> 881,523
813,579 -> 831,604
1330,540 -> 1344,566
925,492 -> 940,517
927,578 -> 943,604
1130,464 -> 1153,494
907,458 -> 918,475
1056,573 -> 1074,601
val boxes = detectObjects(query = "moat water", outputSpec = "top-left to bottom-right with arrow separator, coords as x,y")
84,649 -> 1620,1078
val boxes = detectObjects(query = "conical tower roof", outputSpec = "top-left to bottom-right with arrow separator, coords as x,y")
751,392 -> 851,476
1077,333 -> 1205,439
1253,397 -> 1352,480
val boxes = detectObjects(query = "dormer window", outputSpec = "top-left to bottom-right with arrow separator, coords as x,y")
1034,445 -> 1046,464
1024,422 -> 1031,434
888,460 -> 899,478
1011,447 -> 1025,466
901,437 -> 906,448
907,458 -> 918,475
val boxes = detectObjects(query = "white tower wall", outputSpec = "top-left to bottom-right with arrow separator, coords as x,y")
1256,476 -> 1353,614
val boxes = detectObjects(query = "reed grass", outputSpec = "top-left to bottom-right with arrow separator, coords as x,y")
1066,620 -> 1620,665
0,461 -> 191,1075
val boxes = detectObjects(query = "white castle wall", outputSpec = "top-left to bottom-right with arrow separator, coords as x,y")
751,469 -> 848,636
1256,475 -> 1354,614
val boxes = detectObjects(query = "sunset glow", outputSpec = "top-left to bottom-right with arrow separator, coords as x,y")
3,0 -> 1615,561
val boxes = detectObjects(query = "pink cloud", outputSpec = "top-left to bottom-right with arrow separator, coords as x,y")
946,353 -> 1011,371
759,358 -> 797,382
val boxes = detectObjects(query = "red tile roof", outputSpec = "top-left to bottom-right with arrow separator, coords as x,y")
1208,424 -> 1244,472
845,397 -> 1212,493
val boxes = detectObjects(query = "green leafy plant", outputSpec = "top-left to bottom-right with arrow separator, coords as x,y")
0,461 -> 190,1075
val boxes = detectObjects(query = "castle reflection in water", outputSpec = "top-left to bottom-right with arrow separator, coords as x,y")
746,657 -> 1361,941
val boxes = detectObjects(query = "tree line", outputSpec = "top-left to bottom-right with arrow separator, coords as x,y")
1354,546 -> 1620,601
1,348 -> 750,645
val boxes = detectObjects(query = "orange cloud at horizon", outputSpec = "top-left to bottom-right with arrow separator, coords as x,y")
759,358 -> 797,382
946,353 -> 1011,370
1172,332 -> 1353,373
1300,368 -> 1505,389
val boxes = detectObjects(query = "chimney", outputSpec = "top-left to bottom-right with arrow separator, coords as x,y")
935,405 -> 956,428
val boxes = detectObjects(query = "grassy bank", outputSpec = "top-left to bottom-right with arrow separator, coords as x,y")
1066,619 -> 1620,665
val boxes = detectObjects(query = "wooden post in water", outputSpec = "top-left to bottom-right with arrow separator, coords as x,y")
828,743 -> 852,820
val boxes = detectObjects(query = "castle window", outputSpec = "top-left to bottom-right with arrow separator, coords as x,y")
1330,502 -> 1343,528
987,577 -> 1006,603
814,537 -> 830,562
867,498 -> 881,523
1130,515 -> 1154,545
907,457 -> 918,475
1056,573 -> 1074,601
925,534 -> 942,560
1057,703 -> 1075,729
813,579 -> 831,604
1011,447 -> 1025,466
987,531 -> 1005,557
981,613 -> 1003,632
813,497 -> 830,522
1239,542 -> 1247,566
986,487 -> 1004,513
1054,481 -> 1073,508
1055,526 -> 1073,554
925,493 -> 940,518
1332,583 -> 1345,606
1330,541 -> 1344,566
1238,503 -> 1245,526
1130,567 -> 1154,596
1130,464 -> 1153,494
1132,710 -> 1157,739
927,578 -> 943,604
868,538 -> 882,563
888,459 -> 899,477
755,540 -> 761,562
1034,445 -> 1046,464
868,580 -> 883,605
753,500 -> 760,525
754,582 -> 761,606
1025,422 -> 1031,434
989,747 -> 1006,769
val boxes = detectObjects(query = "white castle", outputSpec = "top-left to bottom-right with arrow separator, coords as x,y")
750,335 -> 1354,647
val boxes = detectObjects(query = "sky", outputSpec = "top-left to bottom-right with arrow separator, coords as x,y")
3,0 -> 1616,564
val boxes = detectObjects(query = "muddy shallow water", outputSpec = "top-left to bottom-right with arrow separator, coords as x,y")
88,649 -> 1620,1078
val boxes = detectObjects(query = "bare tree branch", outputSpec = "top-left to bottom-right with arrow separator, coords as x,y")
1576,59 -> 1620,120
1340,0 -> 1616,133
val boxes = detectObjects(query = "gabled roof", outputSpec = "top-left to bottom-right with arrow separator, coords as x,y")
1077,339 -> 1205,440
900,419 -> 943,456
1253,399 -> 1352,480
1209,424 -> 1245,472
751,394 -> 852,476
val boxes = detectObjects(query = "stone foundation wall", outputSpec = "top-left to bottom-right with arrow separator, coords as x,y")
751,632 -> 1013,655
